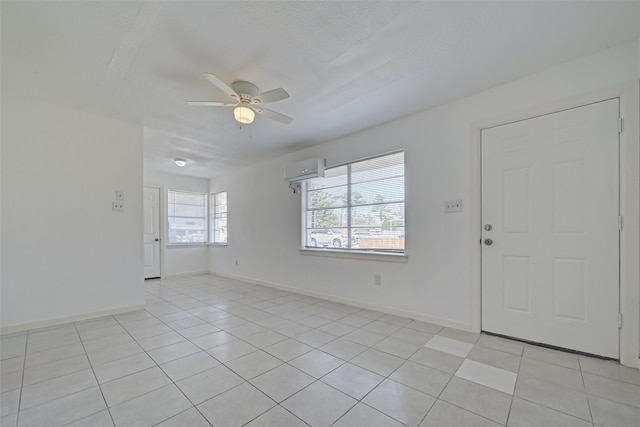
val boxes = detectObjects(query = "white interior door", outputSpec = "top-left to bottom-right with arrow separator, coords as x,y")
481,99 -> 620,358
143,187 -> 161,279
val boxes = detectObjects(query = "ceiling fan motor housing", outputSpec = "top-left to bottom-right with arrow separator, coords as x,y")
232,81 -> 259,101
189,73 -> 293,124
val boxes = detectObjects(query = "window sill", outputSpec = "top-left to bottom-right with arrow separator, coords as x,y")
299,248 -> 408,263
167,243 -> 208,248
209,243 -> 228,247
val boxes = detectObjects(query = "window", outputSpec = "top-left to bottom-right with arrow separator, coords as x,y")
303,151 -> 405,253
210,191 -> 228,244
167,190 -> 207,244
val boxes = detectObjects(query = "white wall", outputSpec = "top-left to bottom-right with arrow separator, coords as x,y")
144,170 -> 209,277
1,94 -> 145,331
209,41 -> 640,364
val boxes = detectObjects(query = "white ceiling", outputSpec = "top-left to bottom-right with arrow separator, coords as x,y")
2,1 -> 639,178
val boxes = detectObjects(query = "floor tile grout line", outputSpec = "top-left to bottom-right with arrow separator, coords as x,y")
19,389 -> 109,427
473,337 -> 527,359
18,358 -> 93,390
177,293 -> 384,424
276,376 -> 359,427
12,327 -> 28,426
148,406 -> 211,427
522,344 -> 583,372
147,285 -> 320,426
581,391 -> 640,411
355,400 -> 416,427
149,276 -> 637,427
72,320 -> 117,427
152,278 -> 425,343
12,323 -> 109,425
511,352 -> 605,425
579,369 -> 640,387
148,292 -> 359,367
578,357 -> 596,425
151,282 -> 305,323
419,334 -> 516,426
110,313 -> 216,427
121,288 -> 332,424
440,400 -> 510,426
513,395 -> 597,425
58,408 -> 110,427
237,380 -> 308,427
262,405 -> 312,427
154,284 -> 423,346
15,368 -> 100,414
153,279 -> 458,426
17,334 -> 81,354
503,346 -> 525,426
307,333 -> 442,426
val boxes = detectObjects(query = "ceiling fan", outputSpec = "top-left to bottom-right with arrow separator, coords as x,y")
188,73 -> 293,125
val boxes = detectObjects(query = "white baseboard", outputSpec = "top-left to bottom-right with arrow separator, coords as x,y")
212,272 -> 473,332
161,271 -> 210,279
0,304 -> 146,335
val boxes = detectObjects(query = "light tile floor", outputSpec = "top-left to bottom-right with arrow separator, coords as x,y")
1,274 -> 640,427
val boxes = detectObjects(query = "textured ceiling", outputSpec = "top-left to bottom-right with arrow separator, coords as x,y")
2,1 -> 639,178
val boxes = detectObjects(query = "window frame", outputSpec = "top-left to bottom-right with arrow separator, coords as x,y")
166,189 -> 208,246
301,150 -> 406,257
210,190 -> 228,245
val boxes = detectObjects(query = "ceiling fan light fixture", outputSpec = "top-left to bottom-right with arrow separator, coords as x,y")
174,158 -> 187,167
234,105 -> 255,124
190,74 -> 292,125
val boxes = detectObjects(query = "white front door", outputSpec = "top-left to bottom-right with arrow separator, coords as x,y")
481,99 -> 620,358
143,187 -> 161,279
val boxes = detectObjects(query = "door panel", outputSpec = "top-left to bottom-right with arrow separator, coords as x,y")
481,99 -> 619,358
143,187 -> 161,279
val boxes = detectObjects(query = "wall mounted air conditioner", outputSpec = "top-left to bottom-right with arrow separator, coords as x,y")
284,158 -> 325,182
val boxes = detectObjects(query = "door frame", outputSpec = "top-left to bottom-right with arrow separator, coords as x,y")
480,99 -> 621,358
144,183 -> 165,279
469,83 -> 639,368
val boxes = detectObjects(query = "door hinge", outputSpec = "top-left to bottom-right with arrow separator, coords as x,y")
618,313 -> 623,328
618,118 -> 623,134
618,216 -> 623,231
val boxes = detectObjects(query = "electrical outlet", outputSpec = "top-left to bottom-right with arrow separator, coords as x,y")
374,274 -> 382,286
115,190 -> 124,201
112,201 -> 124,212
444,199 -> 463,213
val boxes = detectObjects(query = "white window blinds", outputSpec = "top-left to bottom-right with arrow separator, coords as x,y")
167,190 -> 207,244
304,151 -> 405,253
210,191 -> 228,244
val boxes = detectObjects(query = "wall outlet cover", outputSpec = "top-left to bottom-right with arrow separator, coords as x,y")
444,199 -> 463,213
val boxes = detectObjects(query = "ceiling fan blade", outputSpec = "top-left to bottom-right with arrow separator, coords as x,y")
254,107 -> 293,124
187,101 -> 235,107
203,73 -> 238,99
255,87 -> 289,104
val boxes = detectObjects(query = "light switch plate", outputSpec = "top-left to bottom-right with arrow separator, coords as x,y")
115,190 -> 124,201
444,199 -> 463,213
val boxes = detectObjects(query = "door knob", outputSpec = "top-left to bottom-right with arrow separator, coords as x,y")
484,224 -> 493,231
155,238 -> 159,242
484,238 -> 493,246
